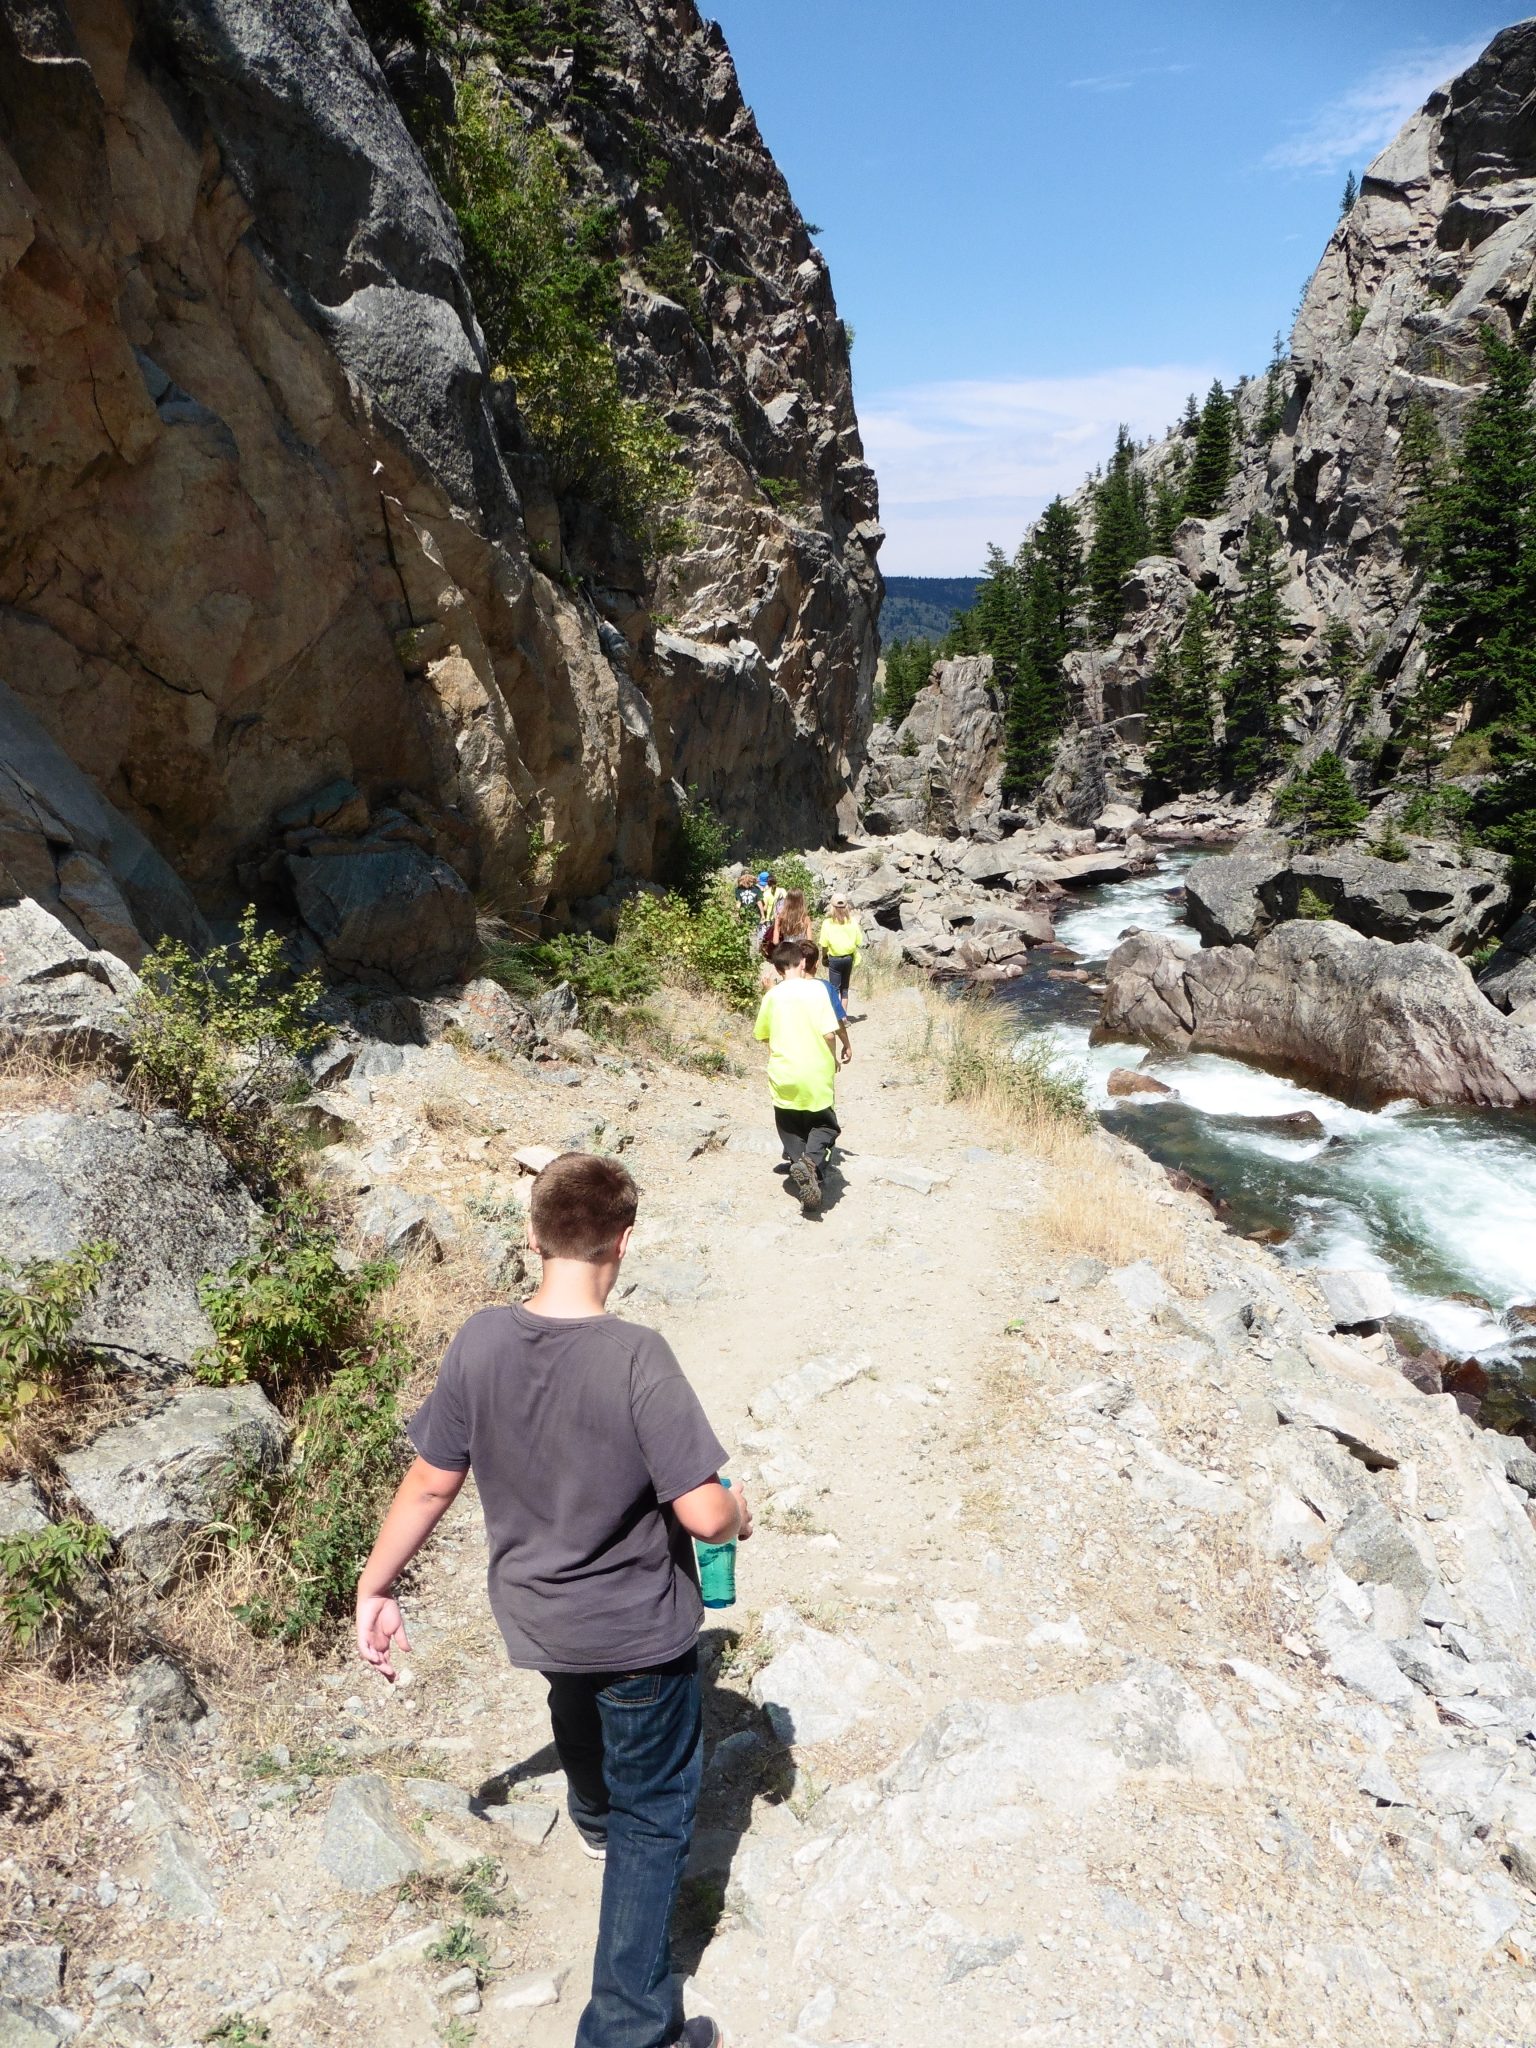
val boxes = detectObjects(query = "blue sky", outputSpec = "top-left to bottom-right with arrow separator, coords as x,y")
707,1 -> 1503,573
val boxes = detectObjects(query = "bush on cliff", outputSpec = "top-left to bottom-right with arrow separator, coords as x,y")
439,75 -> 688,553
131,906 -> 324,1199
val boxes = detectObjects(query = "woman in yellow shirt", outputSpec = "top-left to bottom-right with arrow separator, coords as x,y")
817,894 -> 864,1005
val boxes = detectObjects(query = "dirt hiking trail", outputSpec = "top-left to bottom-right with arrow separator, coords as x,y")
10,979 -> 1536,2048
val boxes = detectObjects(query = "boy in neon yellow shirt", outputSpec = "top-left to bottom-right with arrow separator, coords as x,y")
753,940 -> 848,1211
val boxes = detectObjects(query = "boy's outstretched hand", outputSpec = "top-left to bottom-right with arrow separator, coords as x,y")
357,1593 -> 412,1681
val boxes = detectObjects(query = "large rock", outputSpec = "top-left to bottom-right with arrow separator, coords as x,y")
59,1385 -> 288,1585
1184,853 -> 1289,947
0,898 -> 140,1066
1269,848 -> 1510,951
289,849 -> 476,992
750,1610 -> 889,1746
861,657 -> 1003,838
1099,922 -> 1536,1107
1184,845 -> 1510,952
1479,908 -> 1536,1014
317,1774 -> 428,1894
0,1109 -> 259,1374
0,681 -> 205,962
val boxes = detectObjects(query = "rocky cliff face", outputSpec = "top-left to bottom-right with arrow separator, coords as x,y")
0,0 -> 879,973
1080,20 -> 1536,804
865,24 -> 1536,839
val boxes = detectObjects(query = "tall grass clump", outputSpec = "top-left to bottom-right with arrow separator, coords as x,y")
915,990 -> 1090,1141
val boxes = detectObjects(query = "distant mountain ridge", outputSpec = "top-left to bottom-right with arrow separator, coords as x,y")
881,576 -> 982,647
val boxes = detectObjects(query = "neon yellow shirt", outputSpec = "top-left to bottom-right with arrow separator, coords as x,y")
818,915 -> 864,961
753,977 -> 839,1111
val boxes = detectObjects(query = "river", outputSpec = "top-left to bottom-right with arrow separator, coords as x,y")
997,852 -> 1536,1416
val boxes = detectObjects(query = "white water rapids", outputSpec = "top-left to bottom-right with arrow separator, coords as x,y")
1004,853 -> 1536,1365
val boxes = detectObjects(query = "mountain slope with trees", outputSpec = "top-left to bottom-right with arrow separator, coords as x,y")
863,22 -> 1536,903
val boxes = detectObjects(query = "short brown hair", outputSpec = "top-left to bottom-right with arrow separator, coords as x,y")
530,1152 -> 639,1261
799,939 -> 821,970
770,940 -> 805,972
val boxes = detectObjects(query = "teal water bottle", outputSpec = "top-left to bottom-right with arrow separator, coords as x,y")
695,1477 -> 737,1609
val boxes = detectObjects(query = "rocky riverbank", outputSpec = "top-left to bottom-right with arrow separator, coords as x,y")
8,886 -> 1536,2043
812,796 -> 1251,980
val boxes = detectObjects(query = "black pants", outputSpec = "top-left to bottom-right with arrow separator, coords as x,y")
774,1102 -> 840,1169
826,954 -> 855,1000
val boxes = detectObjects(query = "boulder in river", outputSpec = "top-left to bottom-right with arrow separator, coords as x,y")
1183,845 -> 1510,952
1098,921 -> 1536,1108
1184,853 -> 1289,948
1221,1109 -> 1328,1141
1315,1268 -> 1396,1329
1106,1068 -> 1176,1097
1478,908 -> 1536,1014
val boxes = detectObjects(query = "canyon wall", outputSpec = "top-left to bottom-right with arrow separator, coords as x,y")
0,0 -> 880,973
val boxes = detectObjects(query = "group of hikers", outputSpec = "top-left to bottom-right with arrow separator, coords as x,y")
735,868 -> 865,1215
353,869 -> 872,2048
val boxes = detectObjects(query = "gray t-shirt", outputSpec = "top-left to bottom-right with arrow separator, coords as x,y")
408,1304 -> 728,1673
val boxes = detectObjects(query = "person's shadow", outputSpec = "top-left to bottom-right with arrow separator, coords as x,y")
473,1625 -> 791,1977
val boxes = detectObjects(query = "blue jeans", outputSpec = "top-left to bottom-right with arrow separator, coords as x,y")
543,1650 -> 702,2048
826,954 -> 854,1001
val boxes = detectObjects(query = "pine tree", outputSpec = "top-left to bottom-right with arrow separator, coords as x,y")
1396,398 -> 1446,564
1174,591 -> 1220,788
1145,592 -> 1219,795
879,639 -> 937,724
1256,331 -> 1288,443
1086,424 -> 1153,642
1141,639 -> 1182,797
1004,498 -> 1084,796
1182,380 -> 1237,519
1149,468 -> 1185,554
1340,170 -> 1359,216
1420,329 -> 1536,724
1221,514 -> 1292,787
1274,750 -> 1366,845
1180,392 -> 1200,433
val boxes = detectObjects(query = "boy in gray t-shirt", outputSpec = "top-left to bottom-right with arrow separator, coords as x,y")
355,1153 -> 749,2048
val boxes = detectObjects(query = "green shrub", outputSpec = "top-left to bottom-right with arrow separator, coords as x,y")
640,206 -> 706,333
619,886 -> 761,1009
197,1219 -> 395,1398
661,787 -> 730,909
0,1518 -> 111,1648
131,906 -> 323,1196
438,76 -> 688,553
1401,785 -> 1473,836
482,929 -> 658,1013
761,477 -> 809,515
0,1241 -> 112,1445
1296,886 -> 1334,920
1369,817 -> 1410,862
1348,304 -> 1367,337
427,1922 -> 492,1977
229,1326 -> 412,1642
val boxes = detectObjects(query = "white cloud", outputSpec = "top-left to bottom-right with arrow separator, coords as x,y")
1069,61 -> 1191,93
1263,38 -> 1490,174
860,366 -> 1225,577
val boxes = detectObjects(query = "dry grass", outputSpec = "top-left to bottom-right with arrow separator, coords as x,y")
595,982 -> 746,1076
374,1245 -> 505,1371
853,945 -> 918,1001
0,1044 -> 101,1115
1030,1127 -> 1191,1287
908,984 -> 1091,1154
422,1095 -> 481,1135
